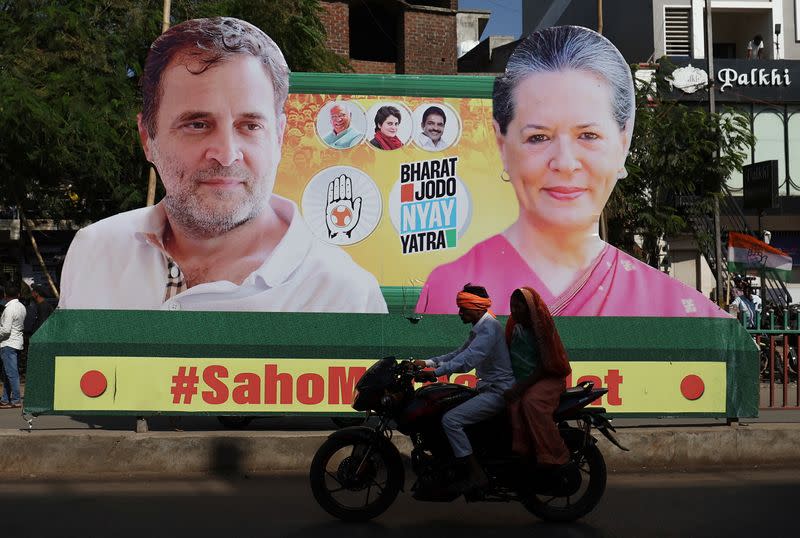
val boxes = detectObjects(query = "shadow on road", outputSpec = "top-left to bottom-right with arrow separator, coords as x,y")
0,471 -> 797,537
281,520 -> 608,538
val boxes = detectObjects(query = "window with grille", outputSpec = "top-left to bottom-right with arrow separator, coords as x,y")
665,6 -> 691,56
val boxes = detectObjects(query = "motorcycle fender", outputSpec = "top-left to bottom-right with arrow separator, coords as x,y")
559,426 -> 597,451
587,413 -> 630,451
325,426 -> 405,491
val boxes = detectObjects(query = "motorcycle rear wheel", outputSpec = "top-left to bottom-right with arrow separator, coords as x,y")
310,436 -> 403,522
523,442 -> 606,522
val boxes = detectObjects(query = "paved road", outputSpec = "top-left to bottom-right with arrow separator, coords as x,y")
1,469 -> 798,537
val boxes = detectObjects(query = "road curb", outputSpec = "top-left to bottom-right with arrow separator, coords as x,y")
600,423 -> 800,471
0,424 -> 799,478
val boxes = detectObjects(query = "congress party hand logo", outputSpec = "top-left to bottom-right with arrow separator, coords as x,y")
301,166 -> 382,247
326,174 -> 362,239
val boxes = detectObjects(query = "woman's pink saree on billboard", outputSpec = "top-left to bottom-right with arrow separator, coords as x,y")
415,235 -> 730,318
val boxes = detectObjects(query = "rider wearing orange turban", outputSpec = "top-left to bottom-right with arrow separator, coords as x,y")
414,284 -> 515,492
455,291 -> 494,315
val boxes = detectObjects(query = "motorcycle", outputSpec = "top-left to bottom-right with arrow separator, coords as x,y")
309,357 -> 628,523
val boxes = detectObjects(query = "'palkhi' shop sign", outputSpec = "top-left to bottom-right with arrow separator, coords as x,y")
670,60 -> 799,101
717,67 -> 791,92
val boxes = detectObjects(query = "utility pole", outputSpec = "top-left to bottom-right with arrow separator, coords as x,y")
705,0 -> 724,306
705,0 -> 715,116
161,0 -> 172,34
146,0 -> 172,207
597,0 -> 607,241
139,0 -> 171,435
598,0 -> 603,35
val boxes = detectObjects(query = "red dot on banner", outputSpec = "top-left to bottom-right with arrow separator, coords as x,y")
680,374 -> 705,401
80,370 -> 107,398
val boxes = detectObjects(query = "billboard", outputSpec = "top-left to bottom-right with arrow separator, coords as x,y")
25,310 -> 756,418
57,76 -> 730,319
22,22 -> 759,422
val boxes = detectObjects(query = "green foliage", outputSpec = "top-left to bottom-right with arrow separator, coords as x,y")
0,0 -> 153,222
0,0 -> 347,223
606,57 -> 754,267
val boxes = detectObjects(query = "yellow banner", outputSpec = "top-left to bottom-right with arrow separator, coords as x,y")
54,357 -> 725,414
275,94 -> 514,286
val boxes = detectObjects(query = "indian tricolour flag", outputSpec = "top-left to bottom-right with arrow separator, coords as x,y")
727,232 -> 792,280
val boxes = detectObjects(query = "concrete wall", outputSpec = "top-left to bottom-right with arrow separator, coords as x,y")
457,35 -> 516,73
668,235 -> 718,297
781,0 -> 800,58
6,425 -> 800,478
653,0 -> 691,59
457,10 -> 490,57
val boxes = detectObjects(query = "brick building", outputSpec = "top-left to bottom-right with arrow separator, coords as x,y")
320,0 -> 458,75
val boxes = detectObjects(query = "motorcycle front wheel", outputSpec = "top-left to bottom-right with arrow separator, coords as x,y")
523,442 -> 607,522
309,436 -> 403,522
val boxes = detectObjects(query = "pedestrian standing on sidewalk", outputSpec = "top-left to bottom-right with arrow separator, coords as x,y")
21,284 -> 37,375
0,284 -> 26,408
31,285 -> 53,332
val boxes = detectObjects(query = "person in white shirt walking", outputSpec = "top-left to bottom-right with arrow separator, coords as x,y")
0,284 -> 26,407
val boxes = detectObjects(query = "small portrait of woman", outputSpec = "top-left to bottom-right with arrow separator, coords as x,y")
367,103 -> 412,151
415,26 -> 729,318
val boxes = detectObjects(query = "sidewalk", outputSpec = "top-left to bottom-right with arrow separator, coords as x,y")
0,411 -> 798,479
2,379 -> 799,479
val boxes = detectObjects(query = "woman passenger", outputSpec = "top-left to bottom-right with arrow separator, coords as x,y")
504,287 -> 571,467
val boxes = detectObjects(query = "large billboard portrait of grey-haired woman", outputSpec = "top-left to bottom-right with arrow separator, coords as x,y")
415,25 -> 730,318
